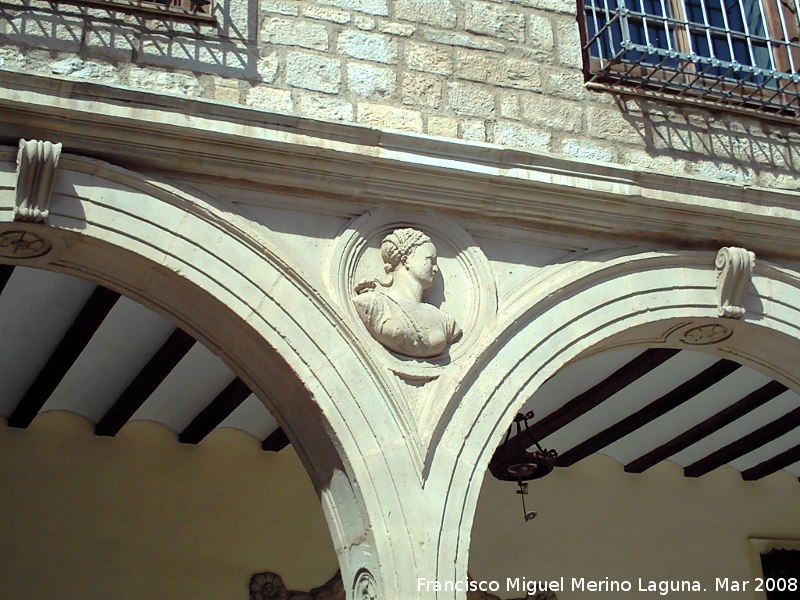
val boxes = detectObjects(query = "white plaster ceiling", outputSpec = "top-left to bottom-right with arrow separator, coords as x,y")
0,266 -> 279,444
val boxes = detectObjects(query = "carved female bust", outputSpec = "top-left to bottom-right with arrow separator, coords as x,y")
352,228 -> 461,358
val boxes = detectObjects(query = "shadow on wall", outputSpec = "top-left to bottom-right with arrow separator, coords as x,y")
612,96 -> 800,188
0,0 -> 260,78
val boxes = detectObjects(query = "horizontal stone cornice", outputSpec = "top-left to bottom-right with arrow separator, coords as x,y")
1,70 -> 799,258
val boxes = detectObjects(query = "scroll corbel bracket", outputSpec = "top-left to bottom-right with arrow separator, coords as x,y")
14,139 -> 62,224
715,246 -> 755,319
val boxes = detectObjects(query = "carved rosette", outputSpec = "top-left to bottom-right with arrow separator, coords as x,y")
250,571 -> 344,600
352,569 -> 377,600
14,138 -> 62,224
715,247 -> 755,319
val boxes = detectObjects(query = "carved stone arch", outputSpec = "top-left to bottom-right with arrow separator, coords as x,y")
426,249 -> 800,596
0,149 -> 422,598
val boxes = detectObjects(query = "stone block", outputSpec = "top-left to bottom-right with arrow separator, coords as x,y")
355,16 -> 376,29
461,120 -> 486,142
427,115 -> 458,137
396,0 -> 457,28
555,18 -> 583,68
465,1 -> 526,43
257,51 -> 280,83
50,57 -> 121,82
347,62 -> 397,99
298,94 -> 355,121
527,14 -> 554,60
402,72 -> 441,108
302,5 -> 351,23
507,0 -> 576,14
500,94 -> 520,119
456,50 -> 542,91
542,67 -> 586,99
214,78 -> 241,103
447,82 -> 495,118
262,17 -> 328,50
407,42 -> 452,75
316,0 -> 389,16
494,122 -> 551,150
358,103 -> 423,132
561,138 -> 616,163
260,0 -> 300,16
381,22 -> 416,36
337,30 -> 398,64
587,106 -> 642,144
286,52 -> 342,93
521,94 -> 582,132
128,67 -> 201,97
422,30 -> 506,53
246,85 -> 294,112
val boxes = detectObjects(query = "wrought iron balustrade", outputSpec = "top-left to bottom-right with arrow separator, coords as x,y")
580,0 -> 800,118
58,0 -> 215,23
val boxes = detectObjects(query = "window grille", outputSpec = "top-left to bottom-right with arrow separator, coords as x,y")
580,0 -> 800,117
59,0 -> 215,24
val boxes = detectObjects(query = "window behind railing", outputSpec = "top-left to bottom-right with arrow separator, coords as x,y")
580,0 -> 800,118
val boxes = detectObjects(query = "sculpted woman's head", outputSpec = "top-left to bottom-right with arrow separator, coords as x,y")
381,228 -> 438,289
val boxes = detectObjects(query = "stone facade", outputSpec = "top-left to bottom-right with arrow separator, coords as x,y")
1,0 -> 799,189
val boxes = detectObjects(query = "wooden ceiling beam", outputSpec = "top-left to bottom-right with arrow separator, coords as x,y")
557,359 -> 741,467
625,380 -> 788,473
95,328 -> 195,437
741,444 -> 800,481
684,404 -> 800,477
262,427 -> 290,452
530,348 -> 680,441
179,378 -> 251,445
0,264 -> 14,295
8,286 -> 120,428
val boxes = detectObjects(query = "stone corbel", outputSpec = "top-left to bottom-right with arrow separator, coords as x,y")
715,246 -> 755,318
14,138 -> 62,223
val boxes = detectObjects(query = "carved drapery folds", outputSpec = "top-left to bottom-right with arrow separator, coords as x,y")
14,138 -> 62,224
715,246 -> 755,318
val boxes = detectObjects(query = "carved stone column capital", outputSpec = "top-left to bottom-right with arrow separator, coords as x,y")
715,246 -> 755,319
14,138 -> 62,224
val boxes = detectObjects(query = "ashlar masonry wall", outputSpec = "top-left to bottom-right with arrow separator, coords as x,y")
1,0 -> 800,189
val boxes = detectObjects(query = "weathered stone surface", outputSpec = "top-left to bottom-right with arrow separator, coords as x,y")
286,52 -> 342,93
465,1 -> 526,42
337,30 -> 398,64
260,0 -> 299,16
358,103 -> 423,131
521,94 -> 582,132
500,94 -> 520,119
527,14 -> 555,61
461,120 -> 486,142
128,67 -> 200,96
407,43 -> 453,75
317,0 -> 388,16
561,138 -> 616,162
456,50 -> 541,91
381,22 -> 416,36
396,0 -> 457,28
246,85 -> 294,112
347,62 -> 397,99
427,115 -> 458,137
50,57 -> 120,82
214,77 -> 241,103
555,18 -> 583,68
507,0 -> 576,13
447,82 -> 495,117
298,93 -> 354,121
258,51 -> 280,83
355,16 -> 376,29
494,122 -> 551,150
542,68 -> 585,99
587,106 -> 642,144
262,17 -> 329,50
302,5 -> 351,23
422,30 -> 506,53
402,72 -> 441,108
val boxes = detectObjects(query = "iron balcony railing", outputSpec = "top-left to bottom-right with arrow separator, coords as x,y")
60,0 -> 215,23
580,0 -> 800,118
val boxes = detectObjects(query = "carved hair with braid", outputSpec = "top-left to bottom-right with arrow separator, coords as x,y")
380,228 -> 432,274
